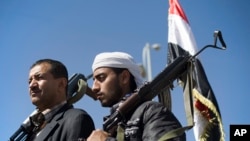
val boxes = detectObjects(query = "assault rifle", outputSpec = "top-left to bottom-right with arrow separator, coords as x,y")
103,30 -> 226,133
103,55 -> 190,132
9,73 -> 96,141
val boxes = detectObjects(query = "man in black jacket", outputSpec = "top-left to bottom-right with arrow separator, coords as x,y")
87,52 -> 185,141
28,59 -> 95,140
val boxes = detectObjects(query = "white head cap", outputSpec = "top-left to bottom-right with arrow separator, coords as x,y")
92,52 -> 144,87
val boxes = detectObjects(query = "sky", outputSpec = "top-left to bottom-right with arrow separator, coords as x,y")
1,0 -> 249,140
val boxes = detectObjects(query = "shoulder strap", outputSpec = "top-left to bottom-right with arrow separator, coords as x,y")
67,79 -> 87,105
116,125 -> 125,141
158,62 -> 195,141
158,125 -> 193,141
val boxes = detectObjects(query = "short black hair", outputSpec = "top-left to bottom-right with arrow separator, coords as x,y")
111,68 -> 137,92
30,59 -> 68,81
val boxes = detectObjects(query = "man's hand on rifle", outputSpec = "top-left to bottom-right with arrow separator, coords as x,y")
87,129 -> 110,141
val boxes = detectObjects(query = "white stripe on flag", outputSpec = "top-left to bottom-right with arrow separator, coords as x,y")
168,1 -> 198,56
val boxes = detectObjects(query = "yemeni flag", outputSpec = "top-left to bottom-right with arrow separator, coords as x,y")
167,0 -> 224,140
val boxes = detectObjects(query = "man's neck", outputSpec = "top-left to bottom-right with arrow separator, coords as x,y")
37,100 -> 67,115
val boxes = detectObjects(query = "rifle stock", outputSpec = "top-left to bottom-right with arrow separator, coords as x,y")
103,55 -> 190,133
67,73 -> 97,102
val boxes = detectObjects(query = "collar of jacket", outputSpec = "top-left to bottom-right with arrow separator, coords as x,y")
33,103 -> 73,141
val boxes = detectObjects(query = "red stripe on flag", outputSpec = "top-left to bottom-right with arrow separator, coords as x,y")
169,0 -> 189,23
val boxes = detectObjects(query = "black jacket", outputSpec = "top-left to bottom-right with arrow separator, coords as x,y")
30,104 -> 95,141
106,100 -> 186,141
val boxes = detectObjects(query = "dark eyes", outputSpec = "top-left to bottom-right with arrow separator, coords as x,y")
95,74 -> 106,82
28,75 -> 44,84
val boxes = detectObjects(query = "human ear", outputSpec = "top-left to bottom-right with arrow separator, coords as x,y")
58,77 -> 67,90
120,70 -> 130,85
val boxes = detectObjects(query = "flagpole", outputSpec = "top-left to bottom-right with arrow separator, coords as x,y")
142,43 -> 160,81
